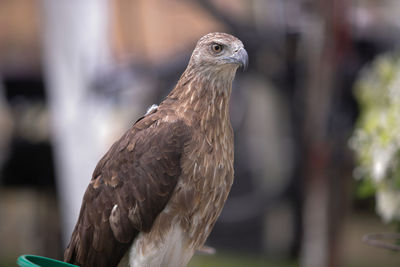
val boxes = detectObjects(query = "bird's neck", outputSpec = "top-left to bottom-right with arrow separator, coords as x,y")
162,67 -> 236,131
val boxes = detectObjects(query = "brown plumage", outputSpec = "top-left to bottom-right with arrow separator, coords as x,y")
64,32 -> 248,267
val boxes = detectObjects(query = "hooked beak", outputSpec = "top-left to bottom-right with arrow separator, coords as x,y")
235,47 -> 248,71
223,47 -> 248,71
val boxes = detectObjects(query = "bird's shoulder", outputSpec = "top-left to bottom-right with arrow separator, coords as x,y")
92,107 -> 192,180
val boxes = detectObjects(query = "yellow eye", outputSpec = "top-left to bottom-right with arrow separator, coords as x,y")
212,43 -> 223,53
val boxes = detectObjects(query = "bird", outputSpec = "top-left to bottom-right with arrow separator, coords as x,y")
64,32 -> 248,267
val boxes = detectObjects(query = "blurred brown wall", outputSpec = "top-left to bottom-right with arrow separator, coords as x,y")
0,0 -> 229,73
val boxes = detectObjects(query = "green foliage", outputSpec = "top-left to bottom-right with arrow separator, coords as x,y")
351,51 -> 400,223
356,178 -> 376,199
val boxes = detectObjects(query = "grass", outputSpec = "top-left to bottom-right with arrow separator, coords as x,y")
188,252 -> 298,267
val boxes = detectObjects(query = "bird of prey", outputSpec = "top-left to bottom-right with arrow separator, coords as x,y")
64,32 -> 248,267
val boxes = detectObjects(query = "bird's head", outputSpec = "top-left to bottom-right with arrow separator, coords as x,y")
187,32 -> 248,78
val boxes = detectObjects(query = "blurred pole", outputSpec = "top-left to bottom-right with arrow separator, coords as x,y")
0,75 -> 13,176
300,0 -> 350,267
41,0 -> 113,246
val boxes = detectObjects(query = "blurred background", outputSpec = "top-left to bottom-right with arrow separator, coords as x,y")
1,0 -> 400,266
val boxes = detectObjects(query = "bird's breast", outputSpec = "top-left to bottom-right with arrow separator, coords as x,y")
126,108 -> 235,267
176,120 -> 234,248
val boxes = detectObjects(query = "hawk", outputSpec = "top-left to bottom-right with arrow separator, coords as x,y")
64,32 -> 248,267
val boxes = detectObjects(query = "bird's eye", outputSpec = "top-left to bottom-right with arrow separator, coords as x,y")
211,43 -> 223,53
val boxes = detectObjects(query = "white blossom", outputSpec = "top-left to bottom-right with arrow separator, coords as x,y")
376,188 -> 400,223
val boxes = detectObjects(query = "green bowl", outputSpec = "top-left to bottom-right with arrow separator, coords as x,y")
17,255 -> 79,267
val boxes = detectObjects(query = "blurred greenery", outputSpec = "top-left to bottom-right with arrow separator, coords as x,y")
351,51 -> 400,223
0,253 -> 297,267
188,252 -> 297,267
0,259 -> 15,267
356,178 -> 376,199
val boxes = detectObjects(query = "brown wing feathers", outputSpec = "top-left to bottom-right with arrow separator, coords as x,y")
64,114 -> 191,267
